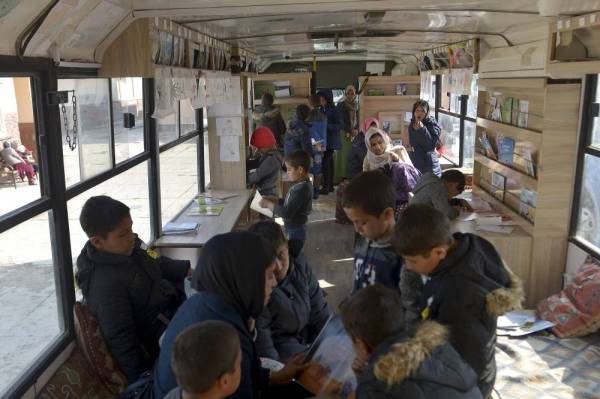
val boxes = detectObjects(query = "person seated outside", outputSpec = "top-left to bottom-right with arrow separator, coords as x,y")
247,127 -> 284,197
253,92 -> 287,149
284,104 -> 313,157
260,150 -> 313,247
0,141 -> 36,185
411,169 -> 472,220
75,196 -> 190,383
342,171 -> 423,327
341,284 -> 483,399
393,204 -> 524,397
250,220 -> 330,362
164,321 -> 242,399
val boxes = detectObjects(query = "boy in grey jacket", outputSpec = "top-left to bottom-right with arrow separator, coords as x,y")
411,169 -> 471,220
247,127 -> 283,197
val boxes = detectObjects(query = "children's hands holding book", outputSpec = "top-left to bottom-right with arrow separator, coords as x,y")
269,353 -> 309,385
259,196 -> 278,210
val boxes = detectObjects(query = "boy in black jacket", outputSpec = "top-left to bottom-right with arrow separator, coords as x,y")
261,150 -> 313,248
75,196 -> 190,383
393,204 -> 523,398
341,284 -> 482,399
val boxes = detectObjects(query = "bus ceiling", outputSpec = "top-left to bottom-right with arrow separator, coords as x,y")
2,0 -> 600,64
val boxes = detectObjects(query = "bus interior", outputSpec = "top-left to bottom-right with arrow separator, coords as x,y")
1,1 -> 600,398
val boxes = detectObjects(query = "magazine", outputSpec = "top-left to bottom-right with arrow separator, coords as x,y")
490,172 -> 506,201
497,310 -> 554,336
187,205 -> 224,216
395,83 -> 407,95
296,315 -> 357,399
197,196 -> 226,205
498,137 -> 515,165
518,100 -> 529,128
501,97 -> 513,124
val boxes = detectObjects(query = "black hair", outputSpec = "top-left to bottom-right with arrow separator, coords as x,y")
342,171 -> 395,216
249,220 -> 287,249
296,104 -> 310,121
285,150 -> 312,172
309,94 -> 321,107
441,169 -> 466,194
262,92 -> 274,107
171,320 -> 240,394
412,99 -> 430,117
3,141 -> 10,149
340,284 -> 405,349
393,204 -> 452,256
80,196 -> 130,238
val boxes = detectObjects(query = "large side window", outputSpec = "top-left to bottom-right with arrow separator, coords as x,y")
571,75 -> 600,255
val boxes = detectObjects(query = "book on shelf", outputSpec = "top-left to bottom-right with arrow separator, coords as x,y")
273,81 -> 291,98
478,131 -> 497,159
395,83 -> 408,95
187,205 -> 225,216
517,100 -> 529,128
163,222 -> 199,235
490,172 -> 506,201
498,136 -> 515,165
366,88 -> 385,96
521,148 -> 536,177
501,97 -> 513,124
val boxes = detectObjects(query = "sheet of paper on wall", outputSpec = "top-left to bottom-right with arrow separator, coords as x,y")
219,135 -> 240,162
216,117 -> 243,136
250,191 -> 274,218
207,77 -> 242,117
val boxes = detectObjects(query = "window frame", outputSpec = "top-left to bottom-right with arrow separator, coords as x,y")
0,59 -> 207,398
569,74 -> 600,258
434,74 -> 475,168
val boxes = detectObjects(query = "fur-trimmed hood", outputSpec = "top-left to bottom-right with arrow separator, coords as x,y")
253,105 -> 281,121
359,321 -> 480,396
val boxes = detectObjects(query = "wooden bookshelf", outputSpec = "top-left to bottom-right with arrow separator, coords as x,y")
249,72 -> 312,124
359,75 -> 420,144
472,78 -> 582,306
254,97 -> 309,106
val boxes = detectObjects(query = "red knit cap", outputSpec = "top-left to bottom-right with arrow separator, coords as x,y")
250,127 -> 277,148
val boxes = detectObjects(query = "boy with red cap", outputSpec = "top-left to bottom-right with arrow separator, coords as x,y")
247,127 -> 284,197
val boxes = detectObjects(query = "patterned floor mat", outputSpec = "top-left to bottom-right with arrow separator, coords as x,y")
494,333 -> 600,399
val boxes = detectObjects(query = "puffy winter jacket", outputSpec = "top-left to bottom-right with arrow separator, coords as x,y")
356,321 -> 483,399
411,172 -> 458,220
419,233 -> 524,397
256,250 -> 330,361
408,115 -> 442,176
253,105 -> 287,149
284,118 -> 313,157
247,149 -> 283,196
76,239 -> 189,382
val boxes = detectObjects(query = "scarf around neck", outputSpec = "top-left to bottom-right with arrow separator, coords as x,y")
365,128 -> 392,170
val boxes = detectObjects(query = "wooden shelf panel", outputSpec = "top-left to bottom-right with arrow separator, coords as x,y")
476,117 -> 542,144
478,78 -> 547,90
251,72 -> 312,81
359,75 -> 420,84
362,95 -> 420,100
474,154 -> 537,188
254,97 -> 308,105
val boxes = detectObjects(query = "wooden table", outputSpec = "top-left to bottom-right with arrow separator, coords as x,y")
153,189 -> 254,248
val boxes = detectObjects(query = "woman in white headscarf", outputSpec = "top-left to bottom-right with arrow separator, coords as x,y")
335,85 -> 359,183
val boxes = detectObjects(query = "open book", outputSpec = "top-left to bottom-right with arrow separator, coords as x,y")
250,191 -> 274,218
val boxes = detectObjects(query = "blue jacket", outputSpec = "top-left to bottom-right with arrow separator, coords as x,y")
408,115 -> 442,177
307,109 -> 327,150
317,89 -> 341,150
153,292 -> 269,399
284,118 -> 313,157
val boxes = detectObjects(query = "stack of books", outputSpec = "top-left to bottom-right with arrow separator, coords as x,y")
163,222 -> 199,235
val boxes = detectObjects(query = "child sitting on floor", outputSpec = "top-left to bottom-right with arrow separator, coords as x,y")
164,320 -> 242,399
260,150 -> 313,248
342,171 -> 422,327
341,284 -> 483,399
393,204 -> 523,397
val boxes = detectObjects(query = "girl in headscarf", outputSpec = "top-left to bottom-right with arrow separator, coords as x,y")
335,85 -> 359,183
153,232 -> 306,399
408,99 -> 442,176
363,128 -> 400,171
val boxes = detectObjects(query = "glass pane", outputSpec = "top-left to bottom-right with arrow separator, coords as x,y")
467,74 -> 478,119
180,99 -> 196,134
438,113 -> 461,165
0,77 -> 42,216
449,93 -> 461,114
430,75 -> 436,106
160,137 -> 199,225
112,78 -> 144,163
67,161 -> 151,269
158,104 -> 179,146
203,131 -> 210,189
58,79 -> 112,186
463,120 -> 476,169
0,212 -> 63,396
575,154 -> 600,249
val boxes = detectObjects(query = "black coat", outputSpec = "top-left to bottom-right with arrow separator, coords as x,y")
256,250 -> 330,361
356,321 -> 482,399
419,233 -> 524,397
408,115 -> 442,177
347,132 -> 368,179
76,239 -> 189,382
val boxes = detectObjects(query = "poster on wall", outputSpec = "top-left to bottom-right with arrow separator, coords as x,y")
219,135 -> 240,162
216,117 -> 243,136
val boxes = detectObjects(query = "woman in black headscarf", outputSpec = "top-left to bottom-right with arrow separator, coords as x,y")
153,232 -> 305,399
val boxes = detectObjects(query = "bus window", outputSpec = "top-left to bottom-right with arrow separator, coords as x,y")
111,78 -> 144,164
181,99 -> 196,135
158,105 -> 179,146
0,77 -> 42,215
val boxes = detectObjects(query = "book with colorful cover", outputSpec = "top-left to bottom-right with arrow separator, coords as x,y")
478,131 -> 497,159
197,196 -> 226,205
395,83 -> 407,95
490,172 -> 506,201
518,100 -> 529,128
188,205 -> 225,216
498,137 -> 515,165
501,97 -> 513,124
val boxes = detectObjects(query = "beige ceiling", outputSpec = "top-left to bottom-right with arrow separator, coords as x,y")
0,0 -> 599,63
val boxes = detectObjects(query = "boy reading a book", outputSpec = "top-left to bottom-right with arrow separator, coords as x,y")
393,204 -> 523,397
75,196 -> 190,383
260,150 -> 313,247
342,171 -> 422,326
248,127 -> 284,197
341,284 -> 482,399
165,320 -> 242,399
411,169 -> 472,220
